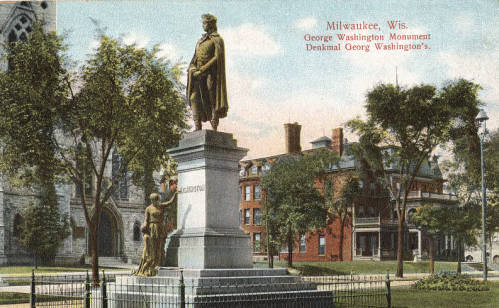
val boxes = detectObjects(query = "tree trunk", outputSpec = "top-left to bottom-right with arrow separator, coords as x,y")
267,235 -> 274,269
339,217 -> 345,262
396,217 -> 405,278
90,226 -> 100,286
143,163 -> 155,205
429,237 -> 434,275
456,238 -> 461,275
287,231 -> 293,268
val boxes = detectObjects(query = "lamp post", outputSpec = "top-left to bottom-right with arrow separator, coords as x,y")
476,108 -> 488,281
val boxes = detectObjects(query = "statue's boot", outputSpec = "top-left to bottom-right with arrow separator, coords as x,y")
194,118 -> 202,131
210,117 -> 219,131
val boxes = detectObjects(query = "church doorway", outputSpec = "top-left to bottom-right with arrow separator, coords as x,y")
88,207 -> 122,257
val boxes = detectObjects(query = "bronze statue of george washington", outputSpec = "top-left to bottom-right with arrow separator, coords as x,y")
187,14 -> 228,131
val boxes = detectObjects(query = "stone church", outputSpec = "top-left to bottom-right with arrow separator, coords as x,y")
0,1 -> 147,266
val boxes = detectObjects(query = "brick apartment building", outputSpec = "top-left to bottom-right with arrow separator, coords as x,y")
239,123 -> 460,262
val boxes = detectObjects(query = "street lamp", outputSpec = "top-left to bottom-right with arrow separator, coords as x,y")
476,108 -> 488,281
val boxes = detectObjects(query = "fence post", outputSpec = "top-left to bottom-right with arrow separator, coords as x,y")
30,269 -> 35,308
101,270 -> 107,308
385,271 -> 391,308
85,271 -> 91,308
180,269 -> 185,308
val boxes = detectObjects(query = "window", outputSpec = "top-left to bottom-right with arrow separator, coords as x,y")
368,206 -> 375,217
318,235 -> 325,255
299,235 -> 306,253
251,166 -> 258,175
239,166 -> 246,177
253,233 -> 261,252
359,180 -> 364,189
254,185 -> 261,200
133,221 -> 141,241
262,163 -> 270,176
75,143 -> 92,198
244,209 -> 250,224
112,148 -> 128,200
13,214 -> 23,237
370,183 -> 376,196
253,208 -> 262,225
244,186 -> 251,201
358,206 -> 365,217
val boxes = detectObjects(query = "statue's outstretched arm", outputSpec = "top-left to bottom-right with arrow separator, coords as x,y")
160,191 -> 177,207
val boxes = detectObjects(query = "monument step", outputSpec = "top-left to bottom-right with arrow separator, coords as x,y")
106,289 -> 333,308
158,267 -> 289,278
113,275 -> 312,295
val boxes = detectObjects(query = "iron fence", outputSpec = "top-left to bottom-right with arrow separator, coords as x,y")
17,271 -> 391,307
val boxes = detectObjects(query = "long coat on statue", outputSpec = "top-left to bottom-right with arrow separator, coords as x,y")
187,32 -> 228,122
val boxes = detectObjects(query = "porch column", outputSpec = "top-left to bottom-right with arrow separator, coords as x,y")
352,232 -> 356,257
417,230 -> 422,260
378,232 -> 381,259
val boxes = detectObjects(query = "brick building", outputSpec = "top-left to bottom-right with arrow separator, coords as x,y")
239,123 -> 459,262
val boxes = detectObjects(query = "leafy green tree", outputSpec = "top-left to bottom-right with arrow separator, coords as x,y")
411,205 -> 443,274
58,35 -> 188,284
0,23 -> 70,265
0,22 -> 67,208
347,82 -> 471,277
20,203 -> 70,266
324,174 -> 360,261
412,205 -> 478,274
261,155 -> 325,268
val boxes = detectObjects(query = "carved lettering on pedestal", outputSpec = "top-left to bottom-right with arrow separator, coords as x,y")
179,185 -> 206,194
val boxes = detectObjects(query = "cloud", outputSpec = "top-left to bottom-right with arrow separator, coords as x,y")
213,65 -> 362,159
221,23 -> 281,57
123,32 -> 150,49
439,49 -> 499,130
89,39 -> 100,51
295,17 -> 318,30
157,43 -> 181,63
455,14 -> 474,34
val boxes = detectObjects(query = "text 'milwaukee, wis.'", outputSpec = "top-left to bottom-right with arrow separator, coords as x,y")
304,20 -> 431,53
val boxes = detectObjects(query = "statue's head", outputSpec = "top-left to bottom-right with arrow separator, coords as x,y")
150,193 -> 160,203
202,14 -> 217,33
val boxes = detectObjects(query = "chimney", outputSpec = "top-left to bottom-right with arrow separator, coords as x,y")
331,127 -> 344,156
284,122 -> 302,154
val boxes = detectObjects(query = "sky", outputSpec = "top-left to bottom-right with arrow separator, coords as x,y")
56,0 -> 499,159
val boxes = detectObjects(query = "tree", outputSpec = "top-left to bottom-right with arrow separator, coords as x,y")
0,22 -> 67,208
324,174 -> 360,261
347,82 -> 467,277
411,205 -> 444,274
0,24 -> 188,283
0,23 -> 70,264
57,35 -> 188,284
261,155 -> 325,268
20,203 -> 70,267
412,204 -> 478,274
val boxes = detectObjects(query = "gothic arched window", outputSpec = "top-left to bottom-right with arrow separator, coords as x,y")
13,214 -> 24,237
112,148 -> 128,200
133,221 -> 141,241
7,14 -> 33,44
75,143 -> 93,198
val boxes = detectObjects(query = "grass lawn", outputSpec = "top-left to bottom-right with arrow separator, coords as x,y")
0,266 -> 126,276
261,260 -> 458,275
0,292 -> 28,304
391,281 -> 499,308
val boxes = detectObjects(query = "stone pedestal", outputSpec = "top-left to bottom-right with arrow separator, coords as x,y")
108,130 -> 334,307
165,130 -> 252,269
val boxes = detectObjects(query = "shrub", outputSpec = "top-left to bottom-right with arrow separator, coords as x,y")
412,273 -> 489,291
